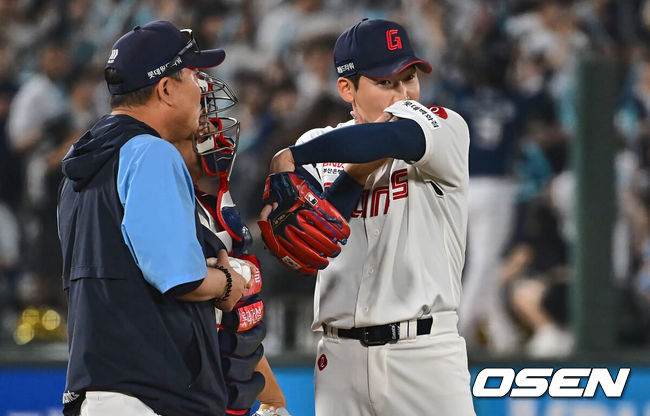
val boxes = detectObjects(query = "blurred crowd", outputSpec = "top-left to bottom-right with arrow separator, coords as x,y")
1,0 -> 650,359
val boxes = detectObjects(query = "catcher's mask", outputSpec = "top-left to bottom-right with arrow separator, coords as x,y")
193,71 -> 250,252
194,71 -> 240,178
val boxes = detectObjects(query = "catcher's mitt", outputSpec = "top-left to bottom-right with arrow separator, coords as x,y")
257,172 -> 350,274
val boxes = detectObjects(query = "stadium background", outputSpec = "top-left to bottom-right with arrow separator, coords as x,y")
0,0 -> 649,414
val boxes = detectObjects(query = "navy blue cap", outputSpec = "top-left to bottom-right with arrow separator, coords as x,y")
105,20 -> 225,94
334,18 -> 432,79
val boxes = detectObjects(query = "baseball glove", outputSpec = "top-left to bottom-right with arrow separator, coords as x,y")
257,172 -> 350,275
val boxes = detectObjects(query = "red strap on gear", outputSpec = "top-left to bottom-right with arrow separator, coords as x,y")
239,254 -> 260,268
233,299 -> 264,332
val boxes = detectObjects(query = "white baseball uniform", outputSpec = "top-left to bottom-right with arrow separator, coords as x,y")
80,392 -> 161,416
296,100 -> 476,416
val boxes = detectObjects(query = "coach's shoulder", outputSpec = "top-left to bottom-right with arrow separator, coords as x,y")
121,134 -> 183,165
125,133 -> 174,150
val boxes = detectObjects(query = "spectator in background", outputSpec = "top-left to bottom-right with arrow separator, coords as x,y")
255,0 -> 353,62
256,0 -> 323,59
20,71 -> 105,320
574,0 -> 620,55
618,51 -> 650,155
63,1 -> 147,69
294,34 -> 338,111
214,1 -> 271,82
230,76 -> 300,220
231,70 -> 271,152
129,0 -> 189,29
505,0 -> 589,130
5,41 -> 69,314
0,201 -> 20,339
7,40 -> 68,158
399,0 -> 449,100
501,198 -> 572,358
438,28 -> 527,354
0,38 -> 20,206
0,36 -> 21,342
611,49 -> 650,344
192,0 -> 229,51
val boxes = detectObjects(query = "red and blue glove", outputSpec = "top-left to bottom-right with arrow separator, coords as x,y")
257,172 -> 351,275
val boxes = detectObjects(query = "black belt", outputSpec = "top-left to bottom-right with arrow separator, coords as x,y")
324,318 -> 433,347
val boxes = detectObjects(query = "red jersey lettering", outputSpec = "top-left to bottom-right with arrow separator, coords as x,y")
391,169 -> 408,199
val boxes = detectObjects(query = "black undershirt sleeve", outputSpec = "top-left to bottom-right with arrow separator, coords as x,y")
323,171 -> 364,220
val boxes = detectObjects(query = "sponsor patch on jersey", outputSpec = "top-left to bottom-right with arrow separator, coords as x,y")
427,106 -> 448,119
401,101 -> 439,129
318,354 -> 328,371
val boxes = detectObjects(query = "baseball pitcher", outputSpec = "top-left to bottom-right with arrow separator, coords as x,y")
259,18 -> 475,416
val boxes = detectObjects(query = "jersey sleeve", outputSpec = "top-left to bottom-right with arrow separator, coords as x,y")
117,135 -> 207,293
384,101 -> 470,188
293,125 -> 337,188
289,119 -> 425,166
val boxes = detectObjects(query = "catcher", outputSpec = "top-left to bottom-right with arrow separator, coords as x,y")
173,70 -> 290,416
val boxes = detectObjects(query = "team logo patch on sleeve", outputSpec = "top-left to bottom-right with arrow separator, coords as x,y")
427,106 -> 448,119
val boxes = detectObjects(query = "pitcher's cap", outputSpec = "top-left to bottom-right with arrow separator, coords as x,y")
333,18 -> 432,79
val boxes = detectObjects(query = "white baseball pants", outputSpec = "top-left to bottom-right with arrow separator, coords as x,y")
79,391 -> 160,416
314,312 -> 475,416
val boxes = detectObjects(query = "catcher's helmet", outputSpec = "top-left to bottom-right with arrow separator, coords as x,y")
194,71 -> 240,178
